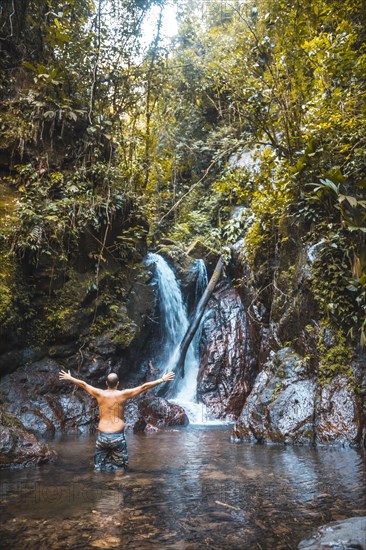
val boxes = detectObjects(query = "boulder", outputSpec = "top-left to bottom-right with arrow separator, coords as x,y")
0,406 -> 56,468
133,395 -> 189,432
234,377 -> 316,444
297,517 -> 366,549
234,348 -> 315,444
234,348 -> 363,446
268,380 -> 317,443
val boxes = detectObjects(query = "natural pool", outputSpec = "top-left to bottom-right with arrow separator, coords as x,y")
0,426 -> 365,549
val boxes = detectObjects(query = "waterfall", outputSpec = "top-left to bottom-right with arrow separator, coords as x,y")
193,259 -> 208,303
146,253 -> 213,423
146,252 -> 188,358
173,260 -> 207,408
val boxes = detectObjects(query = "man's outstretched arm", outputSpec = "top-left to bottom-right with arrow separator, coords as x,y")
122,371 -> 175,399
59,370 -> 101,398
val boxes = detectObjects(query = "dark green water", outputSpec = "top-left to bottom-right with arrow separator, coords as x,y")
0,426 -> 365,549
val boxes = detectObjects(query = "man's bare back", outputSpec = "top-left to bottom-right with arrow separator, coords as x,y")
59,368 -> 175,432
96,389 -> 128,432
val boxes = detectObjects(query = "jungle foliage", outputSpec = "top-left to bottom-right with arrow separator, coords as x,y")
0,0 -> 365,345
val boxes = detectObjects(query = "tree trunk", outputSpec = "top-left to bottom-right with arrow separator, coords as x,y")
158,256 -> 224,398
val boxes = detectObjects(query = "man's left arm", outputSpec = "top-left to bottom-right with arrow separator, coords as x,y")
59,370 -> 101,398
122,371 -> 175,399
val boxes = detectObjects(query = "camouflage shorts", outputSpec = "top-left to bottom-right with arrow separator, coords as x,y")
94,431 -> 128,471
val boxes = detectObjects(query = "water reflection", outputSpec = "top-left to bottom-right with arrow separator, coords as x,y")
0,426 -> 365,549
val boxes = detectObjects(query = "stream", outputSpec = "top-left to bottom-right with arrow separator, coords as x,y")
1,426 -> 365,549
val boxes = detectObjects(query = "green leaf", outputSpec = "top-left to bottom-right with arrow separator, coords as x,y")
346,284 -> 358,292
345,196 -> 358,208
319,178 -> 339,193
23,61 -> 36,72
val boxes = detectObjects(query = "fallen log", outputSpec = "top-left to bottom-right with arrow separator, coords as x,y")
158,256 -> 224,398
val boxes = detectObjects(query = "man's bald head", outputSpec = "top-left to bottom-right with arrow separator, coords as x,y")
106,373 -> 119,389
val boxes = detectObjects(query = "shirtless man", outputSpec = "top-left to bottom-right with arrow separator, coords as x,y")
59,369 -> 175,471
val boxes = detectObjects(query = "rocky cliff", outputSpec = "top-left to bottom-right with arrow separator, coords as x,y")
0,218 -> 365,469
229,215 -> 366,447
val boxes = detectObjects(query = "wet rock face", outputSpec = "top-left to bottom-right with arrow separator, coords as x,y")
234,349 -> 316,444
234,348 -> 362,446
315,377 -> 361,445
297,516 -> 366,549
0,346 -> 47,377
0,406 -> 56,468
197,283 -> 258,420
1,358 -> 99,435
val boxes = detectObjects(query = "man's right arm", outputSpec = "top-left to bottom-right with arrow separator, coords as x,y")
122,372 -> 175,399
59,370 -> 101,398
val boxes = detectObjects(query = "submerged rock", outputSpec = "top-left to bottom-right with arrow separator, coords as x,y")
297,516 -> 366,549
0,406 -> 56,468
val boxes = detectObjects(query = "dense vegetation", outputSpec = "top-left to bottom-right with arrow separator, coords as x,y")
0,0 -> 365,355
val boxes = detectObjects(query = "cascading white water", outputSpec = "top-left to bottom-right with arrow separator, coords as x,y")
172,260 -> 207,416
146,253 -> 212,423
146,252 -> 188,358
194,259 -> 208,304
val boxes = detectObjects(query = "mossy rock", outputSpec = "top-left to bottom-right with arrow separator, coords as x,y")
155,243 -> 191,272
186,238 -> 220,273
